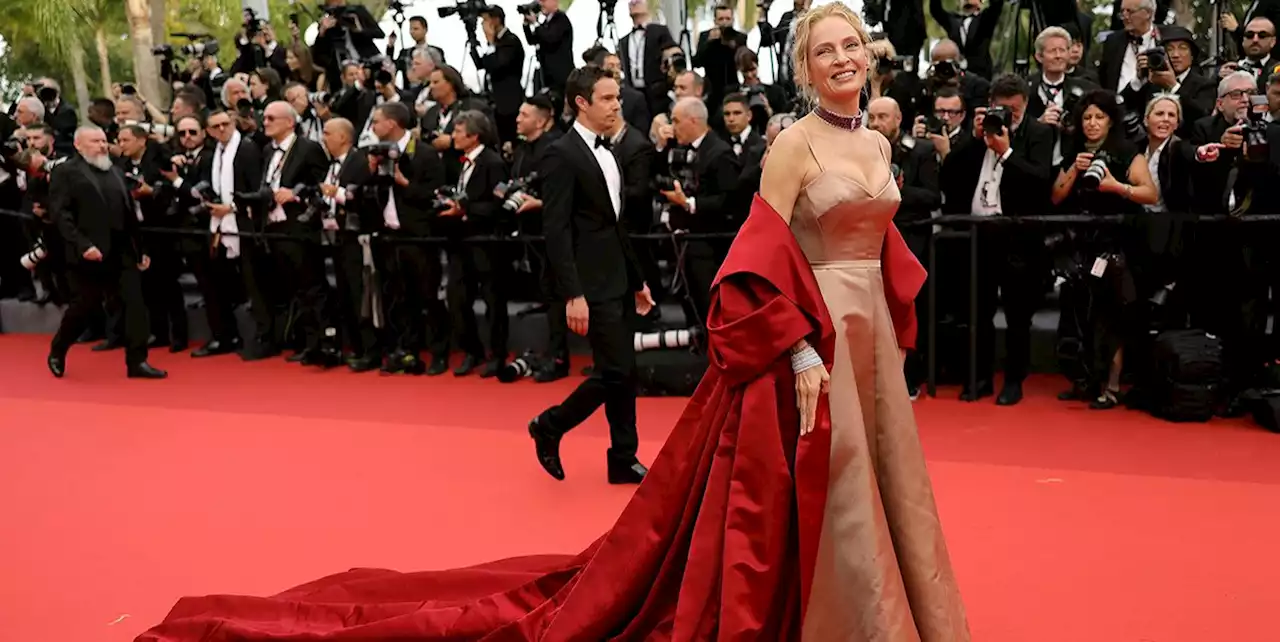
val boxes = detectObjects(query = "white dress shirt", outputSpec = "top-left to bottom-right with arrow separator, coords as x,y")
265,132 -> 297,223
628,26 -> 647,87
572,120 -> 622,218
212,131 -> 243,257
458,144 -> 486,191
359,93 -> 400,147
382,131 -> 413,229
971,144 -> 1013,216
1144,138 -> 1169,213
1119,27 -> 1158,92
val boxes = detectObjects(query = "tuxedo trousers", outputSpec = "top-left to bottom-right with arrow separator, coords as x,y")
382,230 -> 450,359
189,244 -> 244,344
51,235 -> 149,368
141,235 -> 188,345
446,240 -> 511,361
333,237 -> 380,358
543,294 -> 639,463
266,220 -> 331,352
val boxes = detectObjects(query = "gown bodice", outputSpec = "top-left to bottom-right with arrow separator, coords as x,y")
789,124 -> 902,264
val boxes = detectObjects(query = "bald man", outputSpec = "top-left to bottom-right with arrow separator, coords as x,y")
259,100 -> 335,366
47,126 -> 165,379
927,0 -> 1003,80
319,117 -> 380,371
927,39 -> 989,122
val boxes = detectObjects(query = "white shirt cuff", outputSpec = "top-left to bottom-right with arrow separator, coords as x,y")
172,177 -> 183,189
335,187 -> 347,205
686,197 -> 696,214
998,148 -> 1013,163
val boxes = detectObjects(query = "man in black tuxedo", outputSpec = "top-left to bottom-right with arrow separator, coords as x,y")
203,109 -> 270,359
523,0 -> 574,113
869,96 -> 942,396
317,118 -> 379,372
595,48 -> 652,133
368,103 -> 449,376
529,65 -> 655,485
259,101 -> 335,366
658,97 -> 740,323
474,6 -> 527,146
1027,27 -> 1096,166
758,0 -> 811,99
421,65 -> 494,186
610,111 -> 662,316
34,79 -> 78,156
1120,26 -> 1214,138
928,0 -> 1005,80
943,75 -> 1055,405
694,5 -> 748,118
47,126 -> 166,379
1096,0 -> 1159,94
925,40 -> 991,123
619,0 -> 677,119
310,0 -> 384,90
720,93 -> 766,213
392,16 -> 447,85
438,111 -> 511,377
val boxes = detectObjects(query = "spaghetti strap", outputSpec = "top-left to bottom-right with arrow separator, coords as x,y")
798,126 -> 826,173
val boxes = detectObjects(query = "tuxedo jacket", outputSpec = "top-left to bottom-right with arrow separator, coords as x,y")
1118,70 -> 1215,139
1026,74 -> 1097,122
892,137 -> 942,224
693,29 -> 748,101
1096,30 -> 1141,95
457,146 -> 509,234
541,128 -> 645,303
618,23 -> 676,93
655,131 -> 741,233
331,149 -> 373,233
523,11 -> 574,90
473,30 -> 526,116
621,85 -> 651,133
1188,113 -> 1236,214
376,137 -> 446,236
927,0 -> 1005,79
614,125 -> 655,233
942,118 -> 1055,217
260,136 -> 329,224
49,156 -> 142,263
422,97 -> 493,184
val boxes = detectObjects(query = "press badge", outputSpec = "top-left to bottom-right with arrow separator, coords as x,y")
1090,257 -> 1108,278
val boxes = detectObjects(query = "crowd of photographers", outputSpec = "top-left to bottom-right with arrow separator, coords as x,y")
3,0 -> 1280,418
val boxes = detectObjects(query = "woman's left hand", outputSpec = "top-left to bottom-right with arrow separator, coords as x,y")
1097,166 -> 1121,193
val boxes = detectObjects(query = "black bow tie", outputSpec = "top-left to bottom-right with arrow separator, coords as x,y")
595,136 -> 613,150
1043,81 -> 1063,90
1128,33 -> 1145,45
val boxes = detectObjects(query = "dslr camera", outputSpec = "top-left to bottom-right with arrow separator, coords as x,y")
982,105 -> 1011,136
494,171 -> 540,212
19,239 -> 48,271
439,0 -> 489,21
364,55 -> 395,88
292,184 -> 328,224
877,55 -> 916,76
186,180 -> 222,218
654,146 -> 697,192
1244,95 -> 1271,162
931,59 -> 959,81
516,0 -> 541,15
661,49 -> 688,77
1142,48 -> 1168,73
364,141 -> 403,178
432,186 -> 468,213
1078,151 -> 1112,190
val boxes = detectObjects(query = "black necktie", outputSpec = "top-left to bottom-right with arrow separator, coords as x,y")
595,135 -> 613,150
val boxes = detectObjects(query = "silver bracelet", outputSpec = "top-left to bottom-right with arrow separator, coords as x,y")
790,346 -> 823,374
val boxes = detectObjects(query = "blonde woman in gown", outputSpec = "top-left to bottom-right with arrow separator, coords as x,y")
762,4 -> 971,640
136,8 -> 969,640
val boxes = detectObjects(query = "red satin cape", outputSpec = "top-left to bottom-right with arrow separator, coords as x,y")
136,197 -> 923,642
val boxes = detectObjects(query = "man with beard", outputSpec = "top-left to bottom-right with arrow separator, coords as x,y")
47,126 -> 166,379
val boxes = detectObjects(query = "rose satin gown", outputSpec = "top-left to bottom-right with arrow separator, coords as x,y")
789,123 -> 970,642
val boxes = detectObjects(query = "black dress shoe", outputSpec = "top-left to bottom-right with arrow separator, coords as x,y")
92,340 -> 123,352
47,354 -> 66,379
191,339 -> 238,358
453,354 -> 482,377
425,354 -> 449,376
959,381 -> 994,402
533,360 -> 569,383
479,358 -> 505,379
147,336 -> 169,349
996,380 -> 1024,406
608,461 -> 648,485
240,343 -> 281,361
127,363 -> 168,379
169,340 -> 189,354
528,415 -> 565,481
300,349 -> 343,368
347,354 -> 381,373
286,352 -> 307,363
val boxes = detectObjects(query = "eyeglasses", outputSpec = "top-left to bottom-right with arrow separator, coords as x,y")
1222,88 -> 1257,99
1244,30 -> 1274,39
934,108 -> 965,116
178,129 -> 199,136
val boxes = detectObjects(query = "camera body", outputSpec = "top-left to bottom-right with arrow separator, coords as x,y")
932,59 -> 959,81
516,0 -> 541,15
1142,47 -> 1168,73
982,106 -> 1011,136
179,40 -> 220,58
365,141 -> 403,178
364,55 -> 395,88
292,184 -> 328,224
494,171 -> 540,212
878,55 -> 916,76
661,50 -> 688,77
1244,95 -> 1271,162
186,180 -> 222,218
1079,151 -> 1112,190
439,0 -> 489,22
432,186 -> 468,213
19,239 -> 47,271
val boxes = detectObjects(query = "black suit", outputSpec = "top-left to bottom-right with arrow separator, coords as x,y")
447,146 -> 511,362
473,29 -> 526,144
375,135 -> 448,364
620,86 -> 651,133
121,142 -> 189,347
892,135 -> 942,388
512,130 -> 571,363
422,98 -> 492,185
540,125 -> 646,464
663,131 -> 740,322
868,0 -> 929,60
614,124 -> 661,307
1119,69 -> 1215,139
44,100 -> 78,156
260,135 -> 331,353
178,145 -> 244,347
944,118 -> 1055,388
309,5 -> 383,91
48,156 -> 150,368
928,0 -> 1005,80
694,27 -> 748,109
523,11 -> 574,103
325,149 -> 380,359
619,23 -> 677,117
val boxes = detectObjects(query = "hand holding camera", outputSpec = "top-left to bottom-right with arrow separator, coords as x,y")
1040,103 -> 1063,127
1221,123 -> 1245,149
660,180 -> 689,209
1072,152 -> 1095,173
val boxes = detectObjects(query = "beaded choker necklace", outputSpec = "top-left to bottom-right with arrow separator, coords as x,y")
813,106 -> 864,131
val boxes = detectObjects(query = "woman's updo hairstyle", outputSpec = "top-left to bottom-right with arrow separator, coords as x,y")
790,2 -> 872,106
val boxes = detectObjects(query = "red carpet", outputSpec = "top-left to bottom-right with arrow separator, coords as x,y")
1,333 -> 1277,642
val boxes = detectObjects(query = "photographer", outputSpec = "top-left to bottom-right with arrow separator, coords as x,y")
230,14 -> 289,81
1028,27 -> 1095,167
757,0 -> 810,96
283,82 -> 325,144
925,40 -> 990,127
658,97 -> 739,322
1118,26 -> 1213,139
928,0 -> 1004,80
422,65 -> 491,185
390,16 -> 446,87
32,79 -> 77,155
592,48 -> 651,133
1189,72 -> 1264,214
317,118 -> 379,371
437,110 -> 510,377
522,0 -> 574,114
734,49 -> 788,122
619,0 -> 677,119
1049,90 -> 1159,409
258,101 -> 334,366
310,0 -> 384,90
473,6 -> 526,145
692,4 -> 746,125
867,38 -> 925,135
944,74 -> 1054,405
368,102 -> 448,376
721,93 -> 765,213
10,125 -> 66,304
354,57 -> 414,147
117,124 -> 189,352
1218,16 -> 1276,91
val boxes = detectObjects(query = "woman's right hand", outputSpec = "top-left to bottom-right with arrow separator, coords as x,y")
797,364 -> 831,437
1073,152 -> 1095,173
